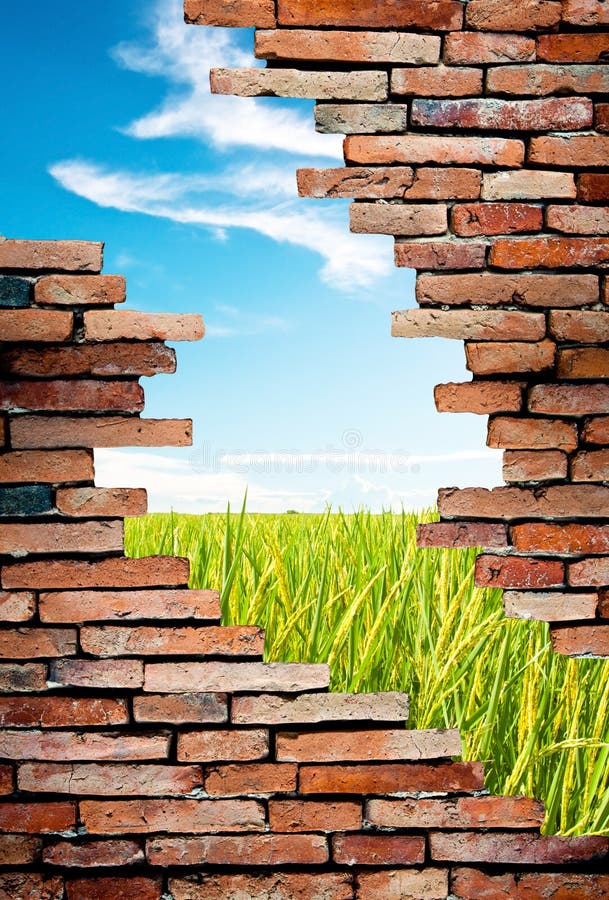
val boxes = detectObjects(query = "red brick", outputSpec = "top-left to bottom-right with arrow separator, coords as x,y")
232,691 -> 410,725
597,104 -> 609,133
452,203 -> 542,236
1,343 -> 176,378
513,522 -> 609,553
40,588 -> 220,623
0,449 -> 93,483
392,66 -> 482,97
350,203 -> 447,236
277,728 -> 460,763
147,833 -> 328,866
482,170 -> 576,201
177,729 -> 269,762
0,872 -> 64,900
0,522 -> 123,556
56,490 -> 146,521
44,839 -> 144,868
445,32 -> 535,65
550,310 -> 609,342
256,29 -> 441,64
144,661 -> 330,693
452,868 -> 609,900
299,761 -> 485,794
211,67 -> 388,102
573,450 -> 609,482
0,628 -> 76,659
558,348 -> 609,379
80,624 -> 264,657
425,273 -> 594,310
169,873 -> 352,900
395,240 -> 487,270
0,835 -> 40,864
0,310 -> 72,342
412,98 -> 592,131
487,64 -> 609,96
357,869 -> 449,900
269,800 -> 361,833
416,521 -> 508,549
345,135 -> 524,167
12,416 -> 191,449
0,590 -> 35,622
333,834 -> 425,866
19,763 -> 201,795
476,555 -> 564,589
0,240 -> 102,272
83,310 -> 204,342
0,697 -> 128,728
489,417 -> 578,451
563,0 -> 609,25
538,33 -> 609,62
530,135 -> 609,167
569,557 -> 609,587
80,798 -> 265,834
504,450 -> 567,483
472,341 -> 549,379
0,380 -> 143,413
466,0 -> 561,30
393,310 -> 545,341
66,876 -> 161,900
50,659 -> 144,689
367,795 -> 545,829
205,763 -> 298,795
277,0 -> 464,30
0,802 -> 76,833
547,205 -> 609,234
579,173 -> 609,202
431,831 -> 609,864
0,663 -> 47,693
185,0 -> 275,26
133,693 -> 227,724
2,556 -> 189,590
583,417 -> 609,444
434,381 -> 522,414
297,167 -> 414,200
0,766 -> 12,795
1,731 -> 168,762
504,591 -> 597,622
404,168 -> 481,201
529,383 -> 609,416
440,484 -> 609,518
490,237 -> 609,269
597,591 -> 609,616
34,274 -> 125,306
552,626 -> 609,656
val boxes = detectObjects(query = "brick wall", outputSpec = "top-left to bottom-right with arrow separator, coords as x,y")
1,0 -> 609,895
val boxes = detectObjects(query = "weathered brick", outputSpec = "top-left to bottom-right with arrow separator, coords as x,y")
0,379 -> 144,413
466,0 -> 561,30
420,273 -> 595,308
0,766 -> 12,795
488,64 -> 609,95
572,450 -> 609,482
134,693 -> 227,724
0,239 -> 102,272
299,761 -> 485,795
345,135 -> 524,167
475,555 -> 564,589
367,795 -> 544,829
269,800 -> 361,833
315,103 -> 407,135
0,801 -> 76,833
40,588 -> 220,623
0,628 -> 76,659
80,624 -> 264,658
231,691 -> 410,725
12,416 -> 192,449
434,381 -> 522,414
392,66 -> 483,97
297,167 -> 415,200
50,659 -> 144,689
276,728 -> 461,762
144,661 -> 330,693
0,872 -> 64,900
169,873 -> 353,900
597,104 -> 609,133
530,135 -> 609,167
83,310 -> 204,342
529,383 -> 609,416
0,522 -> 123,556
256,29 -> 441,64
395,240 -> 487,270
404,168 -> 481,201
0,663 -> 47,693
482,170 -> 576,200
563,0 -> 609,25
491,237 -> 609,269
0,590 -> 35,622
205,763 -> 298,796
452,868 -> 609,900
583,417 -> 609,444
0,697 -> 128,728
441,484 -> 609,518
277,0 -> 464,30
0,449 -> 93,484
357,869 -> 449,900
333,834 -> 425,866
80,798 -> 265,834
2,556 -> 189,590
1,343 -> 176,378
0,731 -> 168,762
411,98 -> 592,131
597,591 -> 609,617
550,310 -> 609,342
569,557 -> 609,587
547,205 -> 609,235
44,839 -> 144,868
34,275 -> 125,306
210,68 -> 388,101
0,485 -> 52,517
0,835 -> 40,865
185,0 -> 275,27
392,310 -> 545,341
488,417 -> 578,450
553,626 -> 609,657
538,33 -> 609,62
504,591 -> 597,621
430,831 -> 609,864
503,450 -> 567,482
416,521 -> 508,549
19,763 -> 201,795
579,174 -> 609,202
66,875 -> 161,900
350,203 -> 448,236
148,833 -> 329,866
445,32 -> 536,65
0,309 -> 72,342
452,203 -> 542,236
0,276 -> 30,308
55,487 -> 147,517
177,729 -> 269,762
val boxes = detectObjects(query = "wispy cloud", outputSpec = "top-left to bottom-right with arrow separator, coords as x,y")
206,304 -> 292,338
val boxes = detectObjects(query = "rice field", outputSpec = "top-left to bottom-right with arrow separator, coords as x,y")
125,505 -> 609,835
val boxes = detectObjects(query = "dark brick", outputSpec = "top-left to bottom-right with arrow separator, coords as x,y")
0,486 -> 52,517
0,277 -> 30,308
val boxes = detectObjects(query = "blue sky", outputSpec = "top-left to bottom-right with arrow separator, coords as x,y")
2,0 -> 502,512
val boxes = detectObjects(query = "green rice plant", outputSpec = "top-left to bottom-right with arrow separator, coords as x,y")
125,507 -> 609,835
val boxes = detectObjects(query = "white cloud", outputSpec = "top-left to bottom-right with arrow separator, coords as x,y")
112,0 -> 342,159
